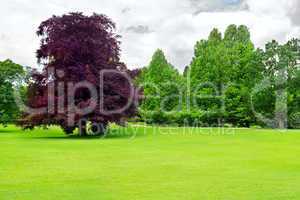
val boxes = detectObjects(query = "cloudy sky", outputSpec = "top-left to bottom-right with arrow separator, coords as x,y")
0,0 -> 300,71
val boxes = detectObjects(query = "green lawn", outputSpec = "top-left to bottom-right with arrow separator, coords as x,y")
1,125 -> 300,200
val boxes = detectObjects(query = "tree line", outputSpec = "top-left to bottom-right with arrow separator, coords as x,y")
137,25 -> 300,129
0,19 -> 299,131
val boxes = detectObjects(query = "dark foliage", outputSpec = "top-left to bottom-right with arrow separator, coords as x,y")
19,13 -> 141,135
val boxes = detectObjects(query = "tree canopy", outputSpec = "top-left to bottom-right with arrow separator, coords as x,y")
136,49 -> 184,123
1,19 -> 298,130
0,59 -> 25,125
132,25 -> 300,128
188,25 -> 263,127
254,39 -> 300,128
19,12 -> 140,135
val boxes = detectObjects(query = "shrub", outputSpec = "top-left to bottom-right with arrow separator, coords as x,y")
200,111 -> 227,127
172,111 -> 203,127
289,112 -> 300,129
141,110 -> 171,125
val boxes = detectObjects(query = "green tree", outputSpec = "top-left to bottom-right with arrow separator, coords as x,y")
0,59 -> 25,125
255,39 -> 300,128
137,49 -> 183,123
189,25 -> 263,126
288,68 -> 300,128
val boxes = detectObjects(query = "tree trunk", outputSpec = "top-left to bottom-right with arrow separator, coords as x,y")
275,88 -> 287,129
79,120 -> 87,136
275,68 -> 288,129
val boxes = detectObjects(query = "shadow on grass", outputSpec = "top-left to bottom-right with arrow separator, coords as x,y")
29,129 -> 143,140
0,126 -> 20,133
0,129 -> 16,133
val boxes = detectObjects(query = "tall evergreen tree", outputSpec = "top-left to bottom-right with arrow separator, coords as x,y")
137,49 -> 183,113
189,25 -> 263,126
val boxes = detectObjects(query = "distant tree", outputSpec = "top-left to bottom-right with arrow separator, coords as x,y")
189,25 -> 263,126
208,28 -> 222,42
236,25 -> 251,43
288,68 -> 300,128
224,24 -> 238,42
19,13 -> 140,136
137,49 -> 183,116
0,59 -> 25,125
256,39 -> 300,128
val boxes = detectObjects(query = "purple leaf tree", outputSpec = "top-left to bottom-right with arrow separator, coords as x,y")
19,12 -> 141,136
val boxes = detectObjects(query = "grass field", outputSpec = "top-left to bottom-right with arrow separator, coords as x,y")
0,125 -> 300,200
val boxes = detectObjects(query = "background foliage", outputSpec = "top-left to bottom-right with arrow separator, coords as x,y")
136,25 -> 300,128
1,21 -> 299,129
0,59 -> 26,125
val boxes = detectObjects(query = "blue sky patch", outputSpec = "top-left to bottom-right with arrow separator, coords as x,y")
224,0 -> 240,5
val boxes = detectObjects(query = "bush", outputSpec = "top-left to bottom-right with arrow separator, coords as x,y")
140,110 -> 204,126
289,112 -> 300,129
223,123 -> 234,128
200,111 -> 227,127
250,125 -> 263,129
141,110 -> 171,125
172,111 -> 203,126
140,110 -> 264,128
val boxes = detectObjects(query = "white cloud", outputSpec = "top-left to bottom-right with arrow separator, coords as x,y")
0,0 -> 299,71
288,0 -> 300,26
